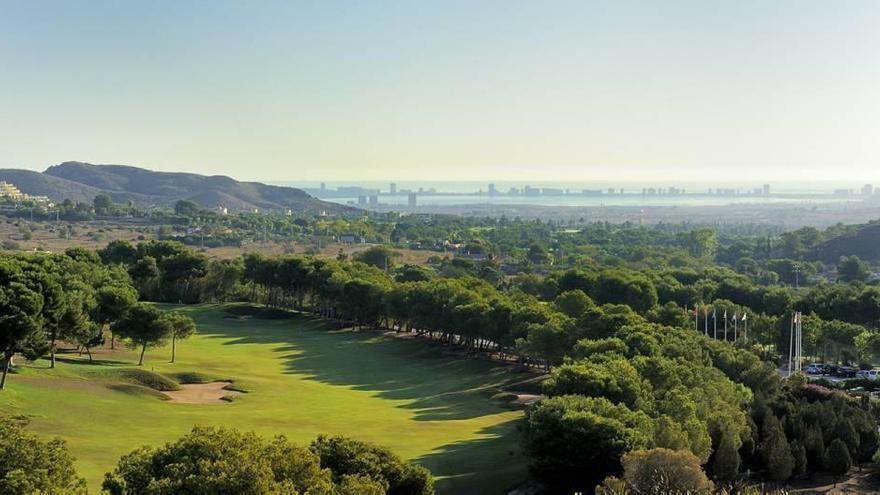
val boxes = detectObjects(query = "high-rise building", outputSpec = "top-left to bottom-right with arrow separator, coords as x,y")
320,182 -> 326,192
488,183 -> 497,196
357,195 -> 367,206
763,184 -> 771,196
408,192 -> 417,208
390,183 -> 397,195
369,195 -> 378,205
862,184 -> 874,196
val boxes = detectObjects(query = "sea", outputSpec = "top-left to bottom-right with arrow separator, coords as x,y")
269,180 -> 872,208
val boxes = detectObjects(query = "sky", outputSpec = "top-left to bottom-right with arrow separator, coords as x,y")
2,1 -> 879,183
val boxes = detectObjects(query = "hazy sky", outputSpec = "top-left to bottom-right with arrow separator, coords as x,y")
2,1 -> 879,182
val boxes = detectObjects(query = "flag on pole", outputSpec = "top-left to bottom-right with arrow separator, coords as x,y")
723,310 -> 727,320
742,313 -> 747,322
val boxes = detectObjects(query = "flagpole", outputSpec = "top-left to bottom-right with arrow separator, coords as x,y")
724,311 -> 728,342
788,313 -> 797,377
795,312 -> 800,373
731,313 -> 735,342
713,311 -> 717,340
797,312 -> 803,373
704,307 -> 708,336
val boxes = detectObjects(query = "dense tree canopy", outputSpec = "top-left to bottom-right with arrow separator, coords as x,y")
0,421 -> 85,494
102,427 -> 432,495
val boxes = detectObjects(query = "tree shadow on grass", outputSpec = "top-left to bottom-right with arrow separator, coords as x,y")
54,356 -> 131,367
417,420 -> 528,495
198,313 -> 528,421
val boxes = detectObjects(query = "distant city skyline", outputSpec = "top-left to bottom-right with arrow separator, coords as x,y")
282,179 -> 875,194
3,1 -> 880,182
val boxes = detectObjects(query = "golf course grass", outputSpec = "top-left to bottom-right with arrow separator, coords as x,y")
0,304 -> 528,494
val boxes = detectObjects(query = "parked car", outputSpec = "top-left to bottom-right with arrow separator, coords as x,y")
856,369 -> 880,380
835,366 -> 858,378
805,365 -> 823,374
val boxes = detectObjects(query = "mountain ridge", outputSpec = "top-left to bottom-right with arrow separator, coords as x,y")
0,161 -> 354,214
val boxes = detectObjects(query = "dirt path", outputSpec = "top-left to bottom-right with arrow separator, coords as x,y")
787,467 -> 880,493
163,382 -> 241,404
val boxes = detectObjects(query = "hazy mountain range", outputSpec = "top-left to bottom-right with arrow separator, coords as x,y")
0,161 -> 355,214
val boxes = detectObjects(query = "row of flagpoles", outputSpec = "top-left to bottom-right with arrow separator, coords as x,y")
685,305 -> 749,342
685,305 -> 806,377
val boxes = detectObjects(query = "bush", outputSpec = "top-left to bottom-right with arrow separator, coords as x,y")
620,448 -> 712,494
1,240 -> 20,251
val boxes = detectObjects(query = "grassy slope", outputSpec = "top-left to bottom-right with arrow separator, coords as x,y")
0,304 -> 526,494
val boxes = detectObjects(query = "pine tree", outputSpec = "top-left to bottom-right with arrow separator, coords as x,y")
759,415 -> 794,481
712,428 -> 741,482
825,438 -> 852,476
834,418 -> 860,460
790,440 -> 807,477
803,423 -> 825,471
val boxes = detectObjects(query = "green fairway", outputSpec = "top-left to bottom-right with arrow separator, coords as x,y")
0,304 -> 527,494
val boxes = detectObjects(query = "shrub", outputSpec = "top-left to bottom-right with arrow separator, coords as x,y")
621,448 -> 712,494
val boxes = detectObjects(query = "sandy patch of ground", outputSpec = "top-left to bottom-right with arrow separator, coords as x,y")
511,393 -> 541,406
163,382 -> 242,404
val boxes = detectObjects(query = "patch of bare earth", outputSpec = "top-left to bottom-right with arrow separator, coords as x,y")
511,393 -> 541,406
163,382 -> 241,404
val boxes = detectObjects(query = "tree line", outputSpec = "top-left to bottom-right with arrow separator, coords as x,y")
0,248 -> 196,389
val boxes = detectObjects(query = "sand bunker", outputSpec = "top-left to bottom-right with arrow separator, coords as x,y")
163,382 -> 242,404
512,393 -> 541,406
